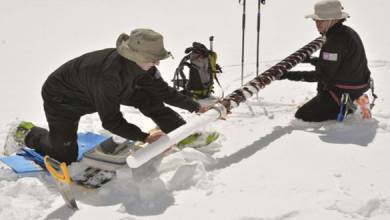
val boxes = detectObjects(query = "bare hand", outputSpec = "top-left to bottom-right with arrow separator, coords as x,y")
145,131 -> 165,144
197,106 -> 209,113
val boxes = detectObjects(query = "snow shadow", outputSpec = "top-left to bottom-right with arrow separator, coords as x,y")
301,118 -> 379,147
208,118 -> 379,170
44,206 -> 75,220
208,125 -> 295,171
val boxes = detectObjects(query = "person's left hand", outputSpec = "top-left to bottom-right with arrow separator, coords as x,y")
145,131 -> 165,144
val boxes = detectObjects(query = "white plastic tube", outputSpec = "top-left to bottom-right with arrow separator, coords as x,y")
127,105 -> 224,168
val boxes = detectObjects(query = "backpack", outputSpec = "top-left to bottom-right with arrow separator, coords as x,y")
172,40 -> 222,99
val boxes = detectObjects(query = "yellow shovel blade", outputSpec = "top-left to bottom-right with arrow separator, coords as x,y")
44,156 -> 78,210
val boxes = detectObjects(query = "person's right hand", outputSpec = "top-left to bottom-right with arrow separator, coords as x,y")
302,56 -> 320,66
144,130 -> 165,144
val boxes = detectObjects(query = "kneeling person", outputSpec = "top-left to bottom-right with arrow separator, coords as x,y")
5,28 -> 207,164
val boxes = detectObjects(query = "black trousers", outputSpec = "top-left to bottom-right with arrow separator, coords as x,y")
25,98 -> 186,165
295,92 -> 340,122
25,117 -> 79,165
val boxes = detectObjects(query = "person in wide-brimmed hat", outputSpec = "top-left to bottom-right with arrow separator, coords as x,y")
116,28 -> 172,64
305,0 -> 350,34
4,28 -> 208,164
279,0 -> 372,122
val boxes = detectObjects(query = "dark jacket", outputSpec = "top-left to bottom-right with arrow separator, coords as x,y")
284,22 -> 371,95
42,48 -> 200,141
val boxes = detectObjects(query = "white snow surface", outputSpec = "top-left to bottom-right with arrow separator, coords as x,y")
1,0 -> 390,219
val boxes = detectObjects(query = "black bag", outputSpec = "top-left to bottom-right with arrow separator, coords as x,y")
172,41 -> 222,99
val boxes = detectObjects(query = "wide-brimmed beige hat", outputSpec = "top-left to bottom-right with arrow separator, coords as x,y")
116,28 -> 171,63
305,0 -> 349,20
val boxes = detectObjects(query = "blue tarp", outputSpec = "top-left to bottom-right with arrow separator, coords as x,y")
0,132 -> 108,173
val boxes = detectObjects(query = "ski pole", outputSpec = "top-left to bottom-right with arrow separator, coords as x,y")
255,0 -> 266,101
239,0 -> 246,86
256,0 -> 266,76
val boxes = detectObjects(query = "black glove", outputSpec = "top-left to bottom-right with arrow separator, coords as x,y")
278,72 -> 291,80
279,71 -> 307,81
280,71 -> 318,82
302,56 -> 320,66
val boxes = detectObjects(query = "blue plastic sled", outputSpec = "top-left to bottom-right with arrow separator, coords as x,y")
0,132 -> 108,174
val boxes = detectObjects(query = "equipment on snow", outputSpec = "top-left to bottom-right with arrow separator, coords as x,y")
72,167 -> 116,189
60,137 -> 136,190
172,38 -> 223,99
81,137 -> 140,171
127,36 -> 327,168
44,155 -> 79,210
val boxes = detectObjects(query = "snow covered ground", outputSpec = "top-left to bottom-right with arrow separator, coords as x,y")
1,0 -> 390,219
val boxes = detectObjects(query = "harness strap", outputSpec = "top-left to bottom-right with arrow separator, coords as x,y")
328,90 -> 341,106
327,79 -> 378,118
327,80 -> 372,106
334,83 -> 369,90
173,55 -> 191,90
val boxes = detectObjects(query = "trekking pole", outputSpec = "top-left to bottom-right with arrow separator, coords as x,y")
256,0 -> 266,77
255,0 -> 266,101
239,0 -> 246,86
